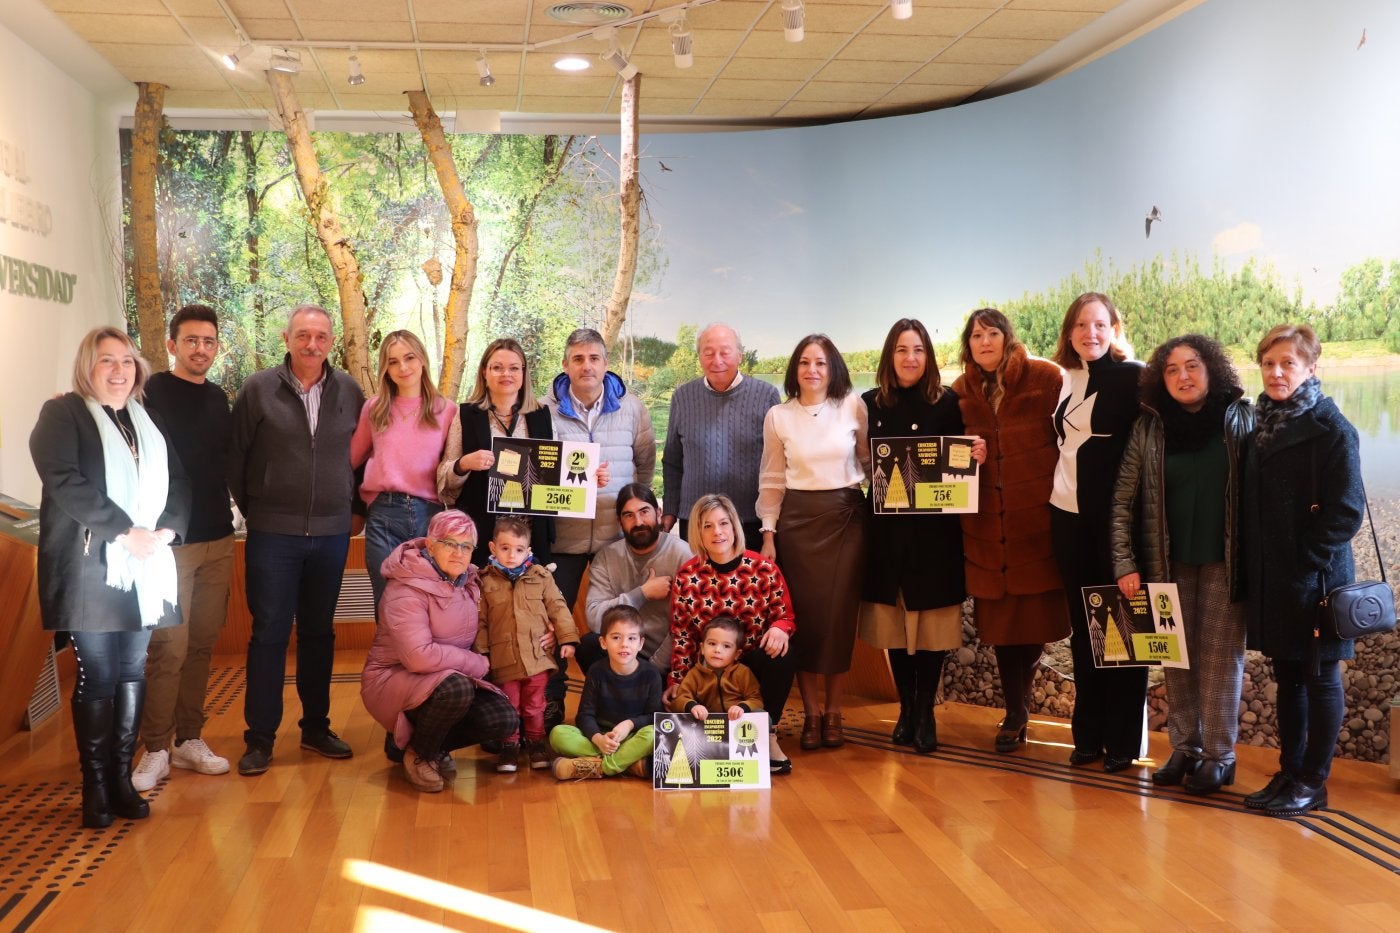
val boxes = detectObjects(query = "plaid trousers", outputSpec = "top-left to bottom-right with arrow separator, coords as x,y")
405,675 -> 520,758
1164,561 -> 1247,763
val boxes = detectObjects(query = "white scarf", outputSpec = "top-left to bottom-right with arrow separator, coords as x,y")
86,398 -> 179,628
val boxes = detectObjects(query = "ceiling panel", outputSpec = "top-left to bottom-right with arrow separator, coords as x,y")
41,0 -> 1184,127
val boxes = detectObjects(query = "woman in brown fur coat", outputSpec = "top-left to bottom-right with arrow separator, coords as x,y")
952,309 -> 1069,753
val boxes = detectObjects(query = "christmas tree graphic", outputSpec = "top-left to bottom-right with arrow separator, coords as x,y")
885,461 -> 911,510
498,479 -> 525,509
665,736 -> 694,786
1102,607 -> 1131,661
871,463 -> 889,511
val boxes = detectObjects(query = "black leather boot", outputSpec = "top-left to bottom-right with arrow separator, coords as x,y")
888,651 -> 916,746
110,680 -> 150,820
912,687 -> 938,754
72,697 -> 115,829
1261,775 -> 1328,817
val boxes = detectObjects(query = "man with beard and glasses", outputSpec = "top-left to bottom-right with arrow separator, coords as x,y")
575,484 -> 689,676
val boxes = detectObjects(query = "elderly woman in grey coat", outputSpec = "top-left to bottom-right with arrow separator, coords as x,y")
1111,334 -> 1253,796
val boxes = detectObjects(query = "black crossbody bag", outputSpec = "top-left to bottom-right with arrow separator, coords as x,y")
1310,445 -> 1396,640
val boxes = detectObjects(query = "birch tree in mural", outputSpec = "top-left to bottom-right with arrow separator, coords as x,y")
267,70 -> 374,393
600,74 -> 642,354
130,81 -> 168,373
406,90 -> 478,400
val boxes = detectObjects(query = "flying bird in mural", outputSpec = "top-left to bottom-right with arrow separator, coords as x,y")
659,160 -> 674,172
1145,205 -> 1162,238
1357,28 -> 1366,50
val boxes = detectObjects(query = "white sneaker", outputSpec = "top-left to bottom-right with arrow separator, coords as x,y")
132,748 -> 170,791
171,738 -> 231,775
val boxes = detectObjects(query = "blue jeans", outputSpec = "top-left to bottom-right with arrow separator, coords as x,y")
70,629 -> 152,701
243,530 -> 350,747
364,493 -> 442,612
1272,658 -> 1345,780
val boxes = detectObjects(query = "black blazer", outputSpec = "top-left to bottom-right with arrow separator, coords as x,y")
29,393 -> 191,632
453,405 -> 555,567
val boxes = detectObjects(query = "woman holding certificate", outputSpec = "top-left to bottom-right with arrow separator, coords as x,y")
438,338 -> 555,568
1110,335 -> 1253,795
1050,292 -> 1145,772
758,334 -> 869,751
953,309 -> 1069,754
860,319 -> 983,753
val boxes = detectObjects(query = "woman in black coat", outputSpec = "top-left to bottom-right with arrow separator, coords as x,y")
859,319 -> 984,752
1240,324 -> 1364,817
29,327 -> 189,828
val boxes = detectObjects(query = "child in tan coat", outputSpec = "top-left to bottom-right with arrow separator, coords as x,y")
669,617 -> 764,721
476,516 -> 580,772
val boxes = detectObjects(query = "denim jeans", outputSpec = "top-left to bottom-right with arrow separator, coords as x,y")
364,493 -> 442,613
1272,658 -> 1345,780
70,629 -> 152,702
243,530 -> 350,747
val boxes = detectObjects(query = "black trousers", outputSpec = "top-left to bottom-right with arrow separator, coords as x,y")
1052,506 -> 1147,760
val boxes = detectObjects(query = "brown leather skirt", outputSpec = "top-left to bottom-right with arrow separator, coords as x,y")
776,487 -> 866,674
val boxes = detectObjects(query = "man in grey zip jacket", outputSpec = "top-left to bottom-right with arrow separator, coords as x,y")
227,304 -> 365,776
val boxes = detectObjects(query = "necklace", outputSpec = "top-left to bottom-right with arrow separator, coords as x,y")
115,415 -> 139,463
801,401 -> 825,417
489,408 -> 517,436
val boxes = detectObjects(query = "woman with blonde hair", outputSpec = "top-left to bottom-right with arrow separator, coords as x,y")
351,329 -> 455,610
30,326 -> 190,827
438,338 -> 555,567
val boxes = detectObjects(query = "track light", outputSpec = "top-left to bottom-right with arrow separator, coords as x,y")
347,50 -> 365,86
669,16 -> 693,69
891,0 -> 913,20
222,43 -> 253,71
600,45 -> 638,80
268,48 -> 302,74
781,0 -> 805,43
476,55 -> 495,87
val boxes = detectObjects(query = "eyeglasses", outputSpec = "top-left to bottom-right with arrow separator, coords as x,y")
487,364 -> 523,375
179,337 -> 219,351
434,538 -> 474,553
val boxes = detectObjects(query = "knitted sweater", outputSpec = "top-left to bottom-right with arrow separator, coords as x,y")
575,659 -> 665,737
662,375 -> 778,524
350,396 -> 455,505
1051,356 -> 1143,527
668,551 -> 796,687
143,371 -> 234,544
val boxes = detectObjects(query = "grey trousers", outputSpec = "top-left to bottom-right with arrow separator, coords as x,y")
1164,560 -> 1246,764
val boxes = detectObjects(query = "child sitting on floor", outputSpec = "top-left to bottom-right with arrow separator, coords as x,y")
550,605 -> 663,780
670,616 -> 764,722
477,515 -> 580,773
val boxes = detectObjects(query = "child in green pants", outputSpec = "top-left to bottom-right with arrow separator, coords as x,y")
550,605 -> 663,779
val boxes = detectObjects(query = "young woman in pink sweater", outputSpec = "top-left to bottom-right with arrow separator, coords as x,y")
351,330 -> 456,613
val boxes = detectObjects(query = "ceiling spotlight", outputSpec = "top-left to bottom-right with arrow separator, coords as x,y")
781,0 -> 805,43
222,43 -> 253,71
554,56 -> 591,72
476,55 -> 496,87
347,51 -> 365,86
891,0 -> 913,20
600,45 -> 638,80
268,48 -> 302,74
669,16 -> 693,69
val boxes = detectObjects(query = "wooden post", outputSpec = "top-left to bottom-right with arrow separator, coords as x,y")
406,89 -> 480,401
266,70 -> 373,394
130,82 -> 168,373
599,74 -> 642,355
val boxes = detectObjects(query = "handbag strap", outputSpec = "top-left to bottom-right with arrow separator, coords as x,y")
1309,441 -> 1386,585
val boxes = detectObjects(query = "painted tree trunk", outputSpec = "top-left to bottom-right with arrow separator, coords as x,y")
240,131 -> 266,368
600,75 -> 641,355
267,70 -> 373,393
131,82 -> 167,373
406,89 -> 479,401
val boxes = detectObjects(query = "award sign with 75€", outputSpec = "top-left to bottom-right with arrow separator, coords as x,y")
869,436 -> 979,515
487,437 -> 600,519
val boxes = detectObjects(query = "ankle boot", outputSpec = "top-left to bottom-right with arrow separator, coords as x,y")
72,697 -> 115,829
912,688 -> 938,754
890,666 -> 916,747
110,680 -> 150,820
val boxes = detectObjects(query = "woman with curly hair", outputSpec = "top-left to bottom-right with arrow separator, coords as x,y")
1110,334 -> 1254,795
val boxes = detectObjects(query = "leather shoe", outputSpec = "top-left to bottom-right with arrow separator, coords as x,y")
383,730 -> 405,763
1261,776 -> 1327,817
238,744 -> 272,776
301,729 -> 353,759
822,712 -> 845,748
1151,750 -> 1198,786
1183,759 -> 1234,796
994,719 -> 1027,754
800,714 -> 823,750
1068,748 -> 1102,766
1102,754 -> 1136,773
1244,771 -> 1292,809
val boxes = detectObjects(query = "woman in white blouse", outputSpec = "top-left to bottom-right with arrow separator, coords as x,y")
758,334 -> 869,751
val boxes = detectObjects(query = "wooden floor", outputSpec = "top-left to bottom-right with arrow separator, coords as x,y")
1,652 -> 1398,932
